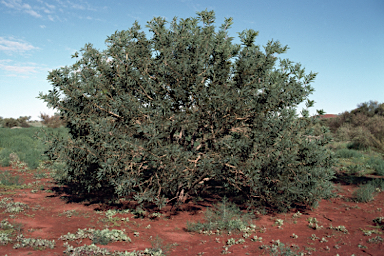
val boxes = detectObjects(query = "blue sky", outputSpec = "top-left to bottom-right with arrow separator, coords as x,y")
0,0 -> 383,120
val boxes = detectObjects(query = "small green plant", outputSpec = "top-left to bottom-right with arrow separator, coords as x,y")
328,224 -> 348,234
307,217 -> 322,230
0,232 -> 13,245
186,197 -> 254,234
367,236 -> 383,244
33,170 -> 48,179
58,210 -> 80,218
369,179 -> 384,191
0,171 -> 23,186
353,183 -> 377,202
265,240 -> 304,256
13,234 -> 55,250
0,198 -> 29,213
274,219 -> 284,228
373,217 -> 384,225
292,211 -> 302,218
361,229 -> 382,236
59,228 -> 131,244
358,243 -> 368,249
150,212 -> 163,219
0,218 -> 18,245
150,235 -> 175,255
9,153 -> 28,171
62,242 -> 166,255
132,208 -> 147,218
226,238 -> 245,245
251,235 -> 263,242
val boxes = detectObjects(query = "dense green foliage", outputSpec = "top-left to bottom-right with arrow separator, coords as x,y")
39,10 -> 334,211
0,127 -> 67,169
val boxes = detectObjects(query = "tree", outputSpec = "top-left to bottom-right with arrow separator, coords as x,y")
39,10 -> 334,211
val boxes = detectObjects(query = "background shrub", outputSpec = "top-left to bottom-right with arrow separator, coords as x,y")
2,116 -> 31,128
3,118 -> 19,128
324,101 -> 384,152
40,113 -> 66,128
334,124 -> 352,142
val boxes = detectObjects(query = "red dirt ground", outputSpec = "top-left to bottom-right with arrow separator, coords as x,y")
0,166 -> 384,255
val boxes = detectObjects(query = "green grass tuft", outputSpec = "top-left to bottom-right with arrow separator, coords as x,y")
335,148 -> 363,159
186,197 -> 254,234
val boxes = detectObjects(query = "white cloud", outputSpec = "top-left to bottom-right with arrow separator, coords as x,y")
1,0 -> 42,18
1,64 -> 37,73
45,2 -> 55,9
0,60 -> 39,74
69,2 -> 85,10
1,0 -> 98,22
40,25 -> 46,28
0,60 -> 51,80
0,37 -> 38,54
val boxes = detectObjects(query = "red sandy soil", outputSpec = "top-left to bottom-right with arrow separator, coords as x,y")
0,166 -> 384,255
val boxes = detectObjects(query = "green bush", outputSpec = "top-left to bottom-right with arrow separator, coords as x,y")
0,171 -> 23,186
369,178 -> 384,191
347,164 -> 364,175
39,10 -> 335,211
367,157 -> 384,176
353,183 -> 377,202
186,197 -> 253,233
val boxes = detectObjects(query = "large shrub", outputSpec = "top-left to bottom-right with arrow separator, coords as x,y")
39,10 -> 334,211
